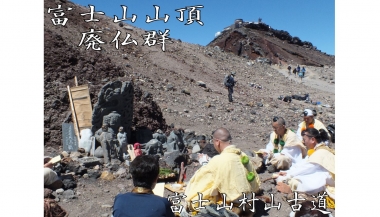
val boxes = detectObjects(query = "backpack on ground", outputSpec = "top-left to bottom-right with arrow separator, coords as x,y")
283,96 -> 292,102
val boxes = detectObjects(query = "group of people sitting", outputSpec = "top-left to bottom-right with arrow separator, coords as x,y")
43,107 -> 334,216
257,108 -> 335,213
111,108 -> 334,217
113,128 -> 261,217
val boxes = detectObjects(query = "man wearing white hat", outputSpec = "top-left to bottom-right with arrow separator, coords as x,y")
296,109 -> 331,146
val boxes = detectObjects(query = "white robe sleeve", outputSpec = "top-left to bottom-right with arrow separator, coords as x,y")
287,162 -> 319,177
259,140 -> 274,155
295,172 -> 328,194
265,140 -> 274,153
296,124 -> 302,141
289,163 -> 335,194
257,140 -> 274,164
281,146 -> 303,164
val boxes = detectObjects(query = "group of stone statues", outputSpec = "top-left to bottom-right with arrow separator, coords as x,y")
91,80 -> 133,165
93,111 -> 212,167
139,129 -> 186,156
94,111 -> 128,165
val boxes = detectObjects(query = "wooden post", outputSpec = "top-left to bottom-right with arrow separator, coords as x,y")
67,85 -> 81,141
127,144 -> 136,161
74,76 -> 78,87
178,162 -> 186,184
90,136 -> 95,156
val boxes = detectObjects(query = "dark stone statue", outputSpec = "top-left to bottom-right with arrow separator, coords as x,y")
91,81 -> 133,143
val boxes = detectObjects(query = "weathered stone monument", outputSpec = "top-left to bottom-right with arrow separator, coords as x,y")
152,129 -> 167,144
144,139 -> 163,155
91,81 -> 133,143
94,124 -> 114,164
103,111 -> 122,134
62,123 -> 79,152
117,126 -> 128,159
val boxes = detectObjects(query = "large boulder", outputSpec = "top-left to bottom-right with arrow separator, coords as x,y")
163,150 -> 187,168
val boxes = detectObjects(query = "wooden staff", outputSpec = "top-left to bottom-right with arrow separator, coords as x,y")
178,162 -> 186,184
67,85 -> 81,142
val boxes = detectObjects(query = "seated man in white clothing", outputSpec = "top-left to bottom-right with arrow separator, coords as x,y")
296,109 -> 331,146
258,117 -> 307,172
275,128 -> 335,196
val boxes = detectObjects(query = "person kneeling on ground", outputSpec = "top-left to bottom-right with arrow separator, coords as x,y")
113,155 -> 174,217
44,157 -> 63,191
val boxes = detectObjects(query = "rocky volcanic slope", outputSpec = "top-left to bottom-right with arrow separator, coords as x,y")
209,21 -> 335,67
44,0 -> 335,150
44,1 -> 335,150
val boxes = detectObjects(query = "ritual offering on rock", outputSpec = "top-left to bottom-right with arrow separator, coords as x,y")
158,168 -> 176,180
164,183 -> 185,193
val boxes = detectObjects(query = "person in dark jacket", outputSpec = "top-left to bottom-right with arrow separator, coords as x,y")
224,71 -> 236,102
293,68 -> 297,77
287,65 -> 292,75
113,155 -> 175,217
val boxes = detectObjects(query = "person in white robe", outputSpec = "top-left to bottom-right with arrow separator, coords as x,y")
258,117 -> 307,171
275,128 -> 335,201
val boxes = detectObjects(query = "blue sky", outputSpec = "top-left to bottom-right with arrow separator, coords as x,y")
71,0 -> 335,55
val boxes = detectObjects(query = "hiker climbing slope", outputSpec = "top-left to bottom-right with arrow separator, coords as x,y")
224,71 -> 236,102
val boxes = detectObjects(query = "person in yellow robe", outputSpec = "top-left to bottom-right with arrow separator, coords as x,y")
185,128 -> 261,215
296,109 -> 331,146
258,117 -> 307,171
